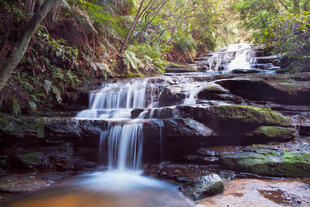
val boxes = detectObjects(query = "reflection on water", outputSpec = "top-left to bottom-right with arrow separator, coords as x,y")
1,171 -> 194,207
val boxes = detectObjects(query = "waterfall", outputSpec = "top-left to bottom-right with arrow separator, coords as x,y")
202,43 -> 256,71
98,122 -> 144,171
76,80 -> 149,171
76,80 -> 148,120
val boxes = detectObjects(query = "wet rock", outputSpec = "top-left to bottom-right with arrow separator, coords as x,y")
163,119 -> 215,139
197,83 -> 230,100
131,108 -> 145,118
290,113 -> 310,136
184,174 -> 224,200
220,151 -> 310,178
0,175 -> 51,193
158,86 -> 186,106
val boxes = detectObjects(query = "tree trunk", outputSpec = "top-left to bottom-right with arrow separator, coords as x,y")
24,0 -> 35,18
0,0 -> 61,92
119,0 -> 146,54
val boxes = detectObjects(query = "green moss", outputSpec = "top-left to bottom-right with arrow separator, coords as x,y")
281,152 -> 310,163
201,83 -> 228,94
210,105 -> 292,127
221,151 -> 310,178
246,126 -> 295,140
23,119 -> 45,138
205,181 -> 224,197
19,152 -> 42,164
166,62 -> 188,69
126,70 -> 145,78
0,115 -> 45,138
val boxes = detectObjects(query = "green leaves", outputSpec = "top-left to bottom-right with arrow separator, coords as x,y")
12,98 -> 21,116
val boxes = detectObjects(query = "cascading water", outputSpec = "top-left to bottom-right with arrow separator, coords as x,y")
76,80 -> 150,171
75,75 -> 208,171
201,43 -> 257,71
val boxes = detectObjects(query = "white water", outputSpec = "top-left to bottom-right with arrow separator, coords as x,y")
76,80 -> 148,120
203,43 -> 256,71
76,80 -> 152,172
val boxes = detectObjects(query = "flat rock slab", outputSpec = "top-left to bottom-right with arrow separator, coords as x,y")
198,178 -> 310,207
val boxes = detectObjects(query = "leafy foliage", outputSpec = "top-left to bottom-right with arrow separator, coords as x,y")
234,0 -> 310,71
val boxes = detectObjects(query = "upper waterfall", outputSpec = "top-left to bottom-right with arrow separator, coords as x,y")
195,43 -> 257,71
76,80 -> 149,120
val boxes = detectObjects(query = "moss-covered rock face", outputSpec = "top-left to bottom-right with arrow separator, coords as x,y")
245,126 -> 296,141
165,62 -> 197,73
221,151 -> 310,178
208,105 -> 293,127
0,115 -> 45,139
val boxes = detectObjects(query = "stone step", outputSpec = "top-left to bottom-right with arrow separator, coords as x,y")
255,55 -> 280,64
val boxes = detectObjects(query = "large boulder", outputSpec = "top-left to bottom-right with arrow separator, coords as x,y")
142,118 -> 216,162
176,105 -> 295,145
221,151 -> 310,178
216,77 -> 310,105
178,105 -> 293,131
183,174 -> 224,200
197,83 -> 242,103
245,126 -> 295,142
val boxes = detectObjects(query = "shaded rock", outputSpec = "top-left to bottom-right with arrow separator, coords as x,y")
0,115 -> 45,144
255,55 -> 280,64
142,118 -> 216,162
231,69 -> 262,74
216,77 -> 310,105
141,107 -> 175,119
221,151 -> 310,178
0,156 -> 6,169
184,174 -> 224,200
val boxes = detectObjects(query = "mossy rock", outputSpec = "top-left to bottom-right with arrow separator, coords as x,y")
198,83 -> 230,100
208,105 -> 292,128
245,126 -> 296,142
221,151 -> 310,178
185,174 -> 224,200
165,62 -> 197,73
0,114 -> 45,139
